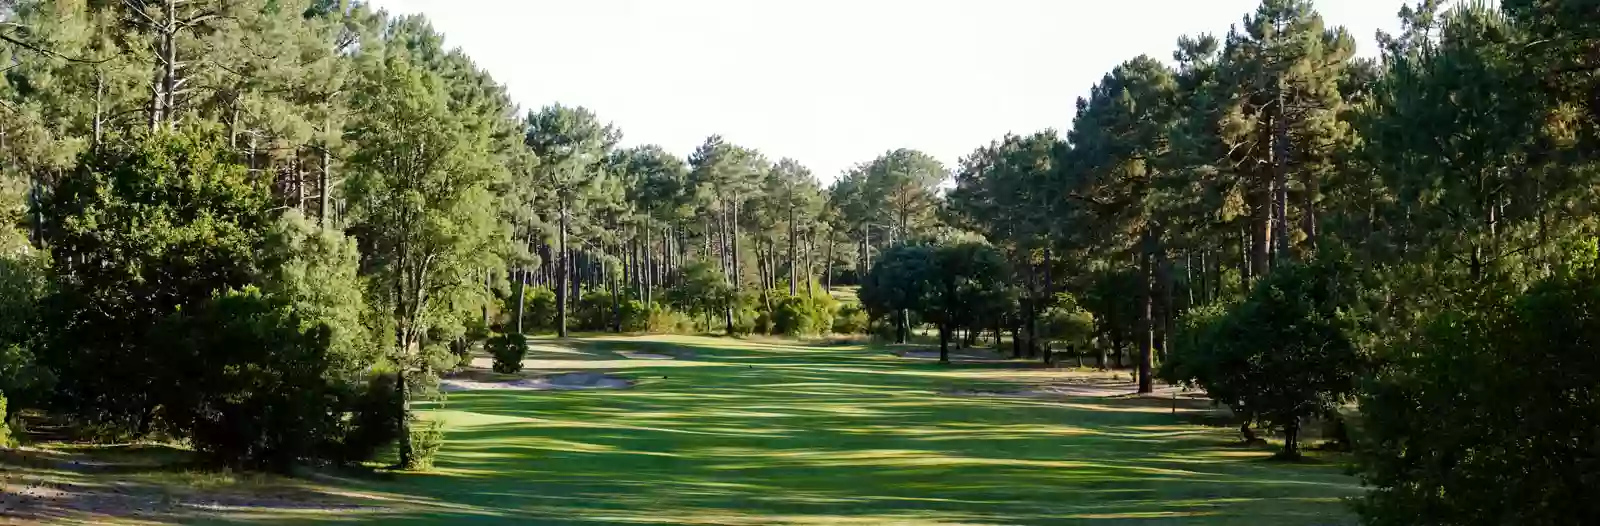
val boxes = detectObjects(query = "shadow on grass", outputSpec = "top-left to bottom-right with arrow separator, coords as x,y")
25,334 -> 1361,525
322,335 -> 1361,525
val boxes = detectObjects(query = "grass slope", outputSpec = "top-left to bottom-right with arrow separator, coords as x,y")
12,335 -> 1360,525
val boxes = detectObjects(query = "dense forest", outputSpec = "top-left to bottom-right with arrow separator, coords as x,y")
3,0 -> 1598,523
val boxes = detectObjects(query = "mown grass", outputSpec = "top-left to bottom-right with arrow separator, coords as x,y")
9,335 -> 1360,525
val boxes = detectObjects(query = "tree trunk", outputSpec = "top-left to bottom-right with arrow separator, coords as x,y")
1025,255 -> 1038,358
557,201 -> 570,338
1251,186 -> 1272,280
1272,77 -> 1291,261
644,221 -> 654,305
514,267 -> 526,334
789,208 -> 798,296
610,254 -> 622,333
725,204 -> 737,335
1282,419 -> 1301,459
824,234 -> 834,292
938,323 -> 951,364
1138,230 -> 1156,394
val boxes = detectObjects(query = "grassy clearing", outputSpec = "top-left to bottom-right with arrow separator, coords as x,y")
4,335 -> 1359,525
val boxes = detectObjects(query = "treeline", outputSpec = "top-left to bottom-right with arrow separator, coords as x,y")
0,0 -> 909,471
924,0 -> 1596,522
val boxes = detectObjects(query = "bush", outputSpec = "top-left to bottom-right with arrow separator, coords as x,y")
157,288 -> 356,470
339,371 -> 403,464
646,304 -> 695,334
0,393 -> 12,448
772,293 -> 838,336
575,289 -> 650,332
1355,270 -> 1600,525
503,285 -> 557,333
1162,255 -> 1370,457
832,303 -> 869,334
403,419 -> 444,471
488,332 -> 528,374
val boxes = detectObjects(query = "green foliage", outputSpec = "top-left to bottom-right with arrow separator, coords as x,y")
646,304 -> 696,334
41,130 -> 272,434
155,287 -> 355,470
574,289 -> 649,332
488,332 -> 528,374
771,292 -> 838,337
0,227 -> 54,408
861,241 -> 1012,357
1162,254 -> 1371,457
404,419 -> 445,471
1355,270 -> 1600,525
831,303 -> 870,334
666,260 -> 736,331
260,211 -> 378,376
505,286 -> 558,333
0,393 -> 12,448
338,371 -> 404,464
1038,292 -> 1095,355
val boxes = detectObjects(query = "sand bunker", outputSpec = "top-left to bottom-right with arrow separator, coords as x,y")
439,371 -> 633,392
617,351 -> 676,360
895,349 -> 1006,361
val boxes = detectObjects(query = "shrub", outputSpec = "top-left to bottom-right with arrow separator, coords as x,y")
773,293 -> 838,336
1355,270 -> 1600,525
488,332 -> 528,374
339,371 -> 403,464
157,288 -> 355,470
0,393 -> 12,448
832,303 -> 869,334
503,285 -> 557,333
403,419 -> 445,471
575,289 -> 650,332
1162,254 -> 1370,457
646,304 -> 695,334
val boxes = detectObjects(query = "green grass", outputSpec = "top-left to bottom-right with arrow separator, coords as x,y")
13,335 -> 1361,525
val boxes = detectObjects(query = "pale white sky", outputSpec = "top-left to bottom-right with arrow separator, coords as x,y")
367,0 -> 1405,183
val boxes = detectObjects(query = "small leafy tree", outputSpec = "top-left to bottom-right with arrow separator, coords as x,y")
927,242 -> 1012,363
41,130 -> 271,436
156,288 -> 351,470
1162,254 -> 1370,458
665,260 -> 734,333
1037,292 -> 1095,365
487,332 -> 528,374
859,244 -> 936,344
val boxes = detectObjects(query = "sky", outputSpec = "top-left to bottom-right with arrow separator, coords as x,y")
367,0 -> 1407,183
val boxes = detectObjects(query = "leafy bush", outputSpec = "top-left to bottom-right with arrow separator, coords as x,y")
157,288 -> 355,470
403,419 -> 445,471
646,304 -> 696,334
1037,293 -> 1095,362
0,229 -> 53,409
1355,270 -> 1600,525
503,285 -> 557,333
488,332 -> 528,374
339,371 -> 403,464
832,303 -> 870,334
772,293 -> 838,336
0,393 -> 12,448
1161,254 -> 1370,457
665,260 -> 734,330
40,131 -> 274,437
575,289 -> 650,332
